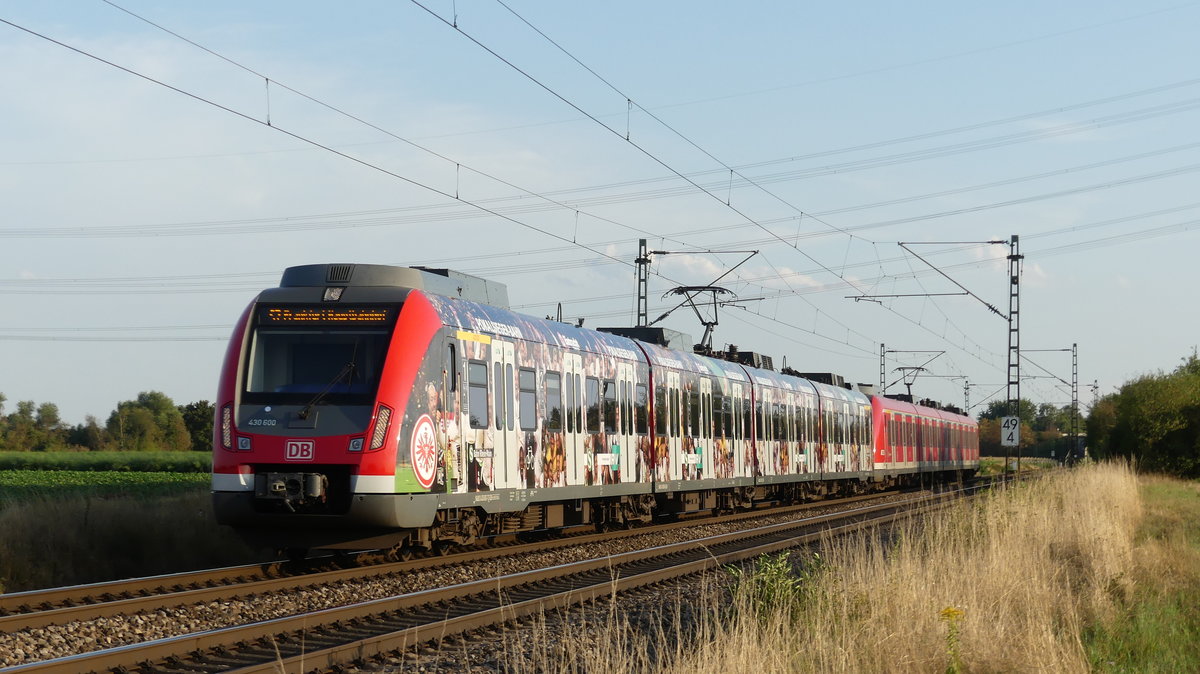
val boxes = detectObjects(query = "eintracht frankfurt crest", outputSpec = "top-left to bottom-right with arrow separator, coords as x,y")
411,414 -> 438,489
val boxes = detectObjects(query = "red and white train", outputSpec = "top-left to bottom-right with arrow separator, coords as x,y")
212,264 -> 978,554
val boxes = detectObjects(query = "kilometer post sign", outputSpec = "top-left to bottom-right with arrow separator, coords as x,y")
1001,416 -> 1020,447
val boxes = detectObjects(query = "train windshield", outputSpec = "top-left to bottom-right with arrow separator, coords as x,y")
242,304 -> 397,405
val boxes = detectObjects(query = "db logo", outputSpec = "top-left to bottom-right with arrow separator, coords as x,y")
284,440 -> 315,462
411,414 -> 438,490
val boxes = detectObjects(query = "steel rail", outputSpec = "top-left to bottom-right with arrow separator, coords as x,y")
8,490 -> 960,673
0,490 -> 900,631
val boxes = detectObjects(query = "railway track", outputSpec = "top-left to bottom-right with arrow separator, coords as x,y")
0,490 -> 907,633
4,487 -> 968,673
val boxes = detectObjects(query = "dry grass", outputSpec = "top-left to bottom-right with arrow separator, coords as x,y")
510,462 -> 1144,673
680,463 -> 1141,673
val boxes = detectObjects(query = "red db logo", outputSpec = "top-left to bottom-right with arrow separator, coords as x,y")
284,440 -> 315,462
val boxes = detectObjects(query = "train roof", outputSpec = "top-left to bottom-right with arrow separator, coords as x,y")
873,395 -> 976,424
279,263 -> 510,308
421,291 -> 645,361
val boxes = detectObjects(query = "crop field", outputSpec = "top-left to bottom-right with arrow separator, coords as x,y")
0,470 -> 209,506
0,451 -> 210,473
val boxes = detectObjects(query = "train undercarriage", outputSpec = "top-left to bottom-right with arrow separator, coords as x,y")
227,468 -> 974,561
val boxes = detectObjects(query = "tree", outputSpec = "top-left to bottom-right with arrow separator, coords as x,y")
5,401 -> 37,451
978,398 -> 1037,423
1087,352 -> 1200,477
178,401 -> 215,452
66,415 -> 108,451
106,391 -> 191,452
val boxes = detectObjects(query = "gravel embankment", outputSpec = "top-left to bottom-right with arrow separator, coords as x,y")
1,494 -> 912,668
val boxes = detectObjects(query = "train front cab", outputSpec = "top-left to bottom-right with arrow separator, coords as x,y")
212,282 -> 451,550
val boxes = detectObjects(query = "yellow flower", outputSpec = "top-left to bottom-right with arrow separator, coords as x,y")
940,606 -> 965,622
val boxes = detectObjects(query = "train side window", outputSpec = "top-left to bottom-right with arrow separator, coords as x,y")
724,395 -> 734,440
687,388 -> 700,437
670,388 -> 680,436
505,364 -> 515,431
713,394 -> 727,438
635,383 -> 649,434
545,372 -> 562,431
494,362 -> 504,430
565,373 -> 575,433
756,399 -> 765,440
467,361 -> 489,430
625,381 -> 635,435
602,379 -> 617,433
574,374 -> 583,432
655,385 -> 667,435
446,343 -> 457,392
743,396 -> 752,441
518,368 -> 536,431
586,377 -> 600,433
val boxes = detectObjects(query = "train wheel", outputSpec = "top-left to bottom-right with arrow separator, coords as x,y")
385,545 -> 413,563
285,547 -> 308,563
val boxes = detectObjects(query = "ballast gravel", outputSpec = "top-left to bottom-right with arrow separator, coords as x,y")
0,493 -> 913,668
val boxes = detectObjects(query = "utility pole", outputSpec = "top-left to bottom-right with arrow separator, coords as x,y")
1006,235 -> 1023,474
635,239 -> 650,327
880,343 -> 886,393
1071,343 -> 1079,463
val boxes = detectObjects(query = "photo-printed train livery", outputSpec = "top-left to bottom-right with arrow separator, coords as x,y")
212,264 -> 979,553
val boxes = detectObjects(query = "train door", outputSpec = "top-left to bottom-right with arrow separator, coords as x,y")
563,353 -> 584,486
758,386 -> 776,478
698,377 -> 713,480
611,361 -> 636,484
729,381 -> 746,479
798,392 -> 813,475
489,339 -> 518,490
667,370 -> 683,481
785,392 -> 798,475
817,394 -> 832,475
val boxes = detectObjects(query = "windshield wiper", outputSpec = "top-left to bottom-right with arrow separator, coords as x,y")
297,360 -> 356,420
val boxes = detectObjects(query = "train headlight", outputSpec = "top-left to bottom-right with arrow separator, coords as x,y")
348,438 -> 364,452
237,436 -> 252,451
220,404 -> 233,450
369,405 -> 392,450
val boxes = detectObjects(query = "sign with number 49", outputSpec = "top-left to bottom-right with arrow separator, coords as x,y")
1000,416 -> 1020,447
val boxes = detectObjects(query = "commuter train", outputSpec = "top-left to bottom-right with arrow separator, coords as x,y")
212,264 -> 978,554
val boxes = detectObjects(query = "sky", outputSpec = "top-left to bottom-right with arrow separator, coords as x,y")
1,1 -> 1198,426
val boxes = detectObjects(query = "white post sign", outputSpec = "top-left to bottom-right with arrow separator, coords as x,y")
1000,416 -> 1020,447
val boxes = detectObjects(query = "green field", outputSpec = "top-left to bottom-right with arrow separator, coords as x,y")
0,470 -> 210,506
0,451 -> 211,473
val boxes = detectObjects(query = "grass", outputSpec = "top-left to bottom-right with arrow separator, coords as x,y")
0,485 -> 268,593
0,457 -> 267,592
479,462 -> 1199,673
1084,476 -> 1200,672
0,450 -> 211,472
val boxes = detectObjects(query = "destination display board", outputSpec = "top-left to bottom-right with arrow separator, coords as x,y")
257,305 -> 395,325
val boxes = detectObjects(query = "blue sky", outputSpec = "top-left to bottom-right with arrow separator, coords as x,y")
2,1 -> 1197,425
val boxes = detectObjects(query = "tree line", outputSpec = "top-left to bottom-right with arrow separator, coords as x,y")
0,391 -> 213,453
1087,351 -> 1200,478
976,398 -> 1083,459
